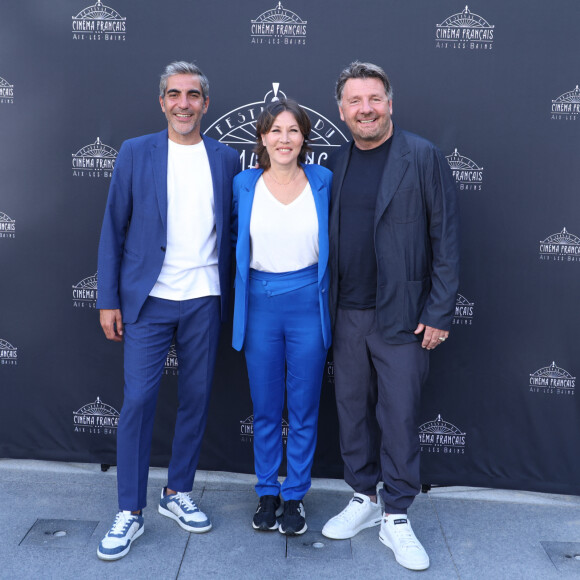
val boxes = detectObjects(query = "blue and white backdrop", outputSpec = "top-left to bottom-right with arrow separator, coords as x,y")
1,0 -> 579,495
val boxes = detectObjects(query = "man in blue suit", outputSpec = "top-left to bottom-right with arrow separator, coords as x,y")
96,61 -> 240,561
321,62 -> 459,571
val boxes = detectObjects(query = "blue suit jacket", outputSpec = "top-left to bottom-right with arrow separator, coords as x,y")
97,129 -> 240,324
328,124 -> 460,344
231,164 -> 333,351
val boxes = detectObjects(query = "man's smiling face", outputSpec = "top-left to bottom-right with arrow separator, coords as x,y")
339,77 -> 393,150
159,74 -> 208,144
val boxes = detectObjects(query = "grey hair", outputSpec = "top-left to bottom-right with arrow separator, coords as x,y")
335,61 -> 393,105
159,61 -> 209,101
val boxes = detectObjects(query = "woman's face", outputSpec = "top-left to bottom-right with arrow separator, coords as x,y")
262,110 -> 304,168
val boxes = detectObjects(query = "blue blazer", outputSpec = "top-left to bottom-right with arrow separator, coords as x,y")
328,124 -> 460,344
231,164 -> 333,351
97,129 -> 240,324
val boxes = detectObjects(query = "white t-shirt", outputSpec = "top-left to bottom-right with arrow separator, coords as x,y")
149,139 -> 220,300
249,176 -> 318,273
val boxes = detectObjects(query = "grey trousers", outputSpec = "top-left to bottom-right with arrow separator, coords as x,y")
333,308 -> 429,514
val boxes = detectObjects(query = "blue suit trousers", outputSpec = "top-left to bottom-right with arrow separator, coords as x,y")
117,295 -> 220,511
244,265 -> 328,501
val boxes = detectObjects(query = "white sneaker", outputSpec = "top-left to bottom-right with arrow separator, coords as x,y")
97,511 -> 144,561
322,493 -> 382,539
379,514 -> 429,571
158,487 -> 212,533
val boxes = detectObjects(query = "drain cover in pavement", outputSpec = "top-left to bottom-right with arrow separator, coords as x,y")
20,519 -> 99,549
286,531 -> 352,560
541,541 -> 580,572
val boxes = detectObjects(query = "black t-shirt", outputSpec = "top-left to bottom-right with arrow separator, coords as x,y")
338,138 -> 392,309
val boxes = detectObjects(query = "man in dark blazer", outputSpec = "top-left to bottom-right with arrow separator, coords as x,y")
321,62 -> 459,572
96,61 -> 240,561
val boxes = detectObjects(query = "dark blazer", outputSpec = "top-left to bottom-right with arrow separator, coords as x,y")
231,164 -> 333,351
328,124 -> 460,344
97,129 -> 240,324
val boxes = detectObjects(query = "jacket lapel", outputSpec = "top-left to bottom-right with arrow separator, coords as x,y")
203,135 -> 225,256
151,130 -> 169,231
304,165 -> 329,285
329,144 -> 352,270
374,125 -> 410,229
237,169 -> 262,283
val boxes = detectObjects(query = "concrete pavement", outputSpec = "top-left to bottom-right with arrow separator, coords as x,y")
1,459 -> 580,579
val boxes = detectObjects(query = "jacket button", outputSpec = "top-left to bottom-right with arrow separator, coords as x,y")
161,246 -> 166,252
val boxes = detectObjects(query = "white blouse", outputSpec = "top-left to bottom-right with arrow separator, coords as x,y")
249,176 -> 319,273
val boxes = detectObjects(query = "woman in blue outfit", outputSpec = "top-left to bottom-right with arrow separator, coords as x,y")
232,99 -> 332,535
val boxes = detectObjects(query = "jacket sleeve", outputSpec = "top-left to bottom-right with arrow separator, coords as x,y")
96,141 -> 133,310
419,146 -> 460,330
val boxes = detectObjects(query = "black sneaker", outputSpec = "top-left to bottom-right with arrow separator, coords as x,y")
279,499 -> 307,535
252,495 -> 283,531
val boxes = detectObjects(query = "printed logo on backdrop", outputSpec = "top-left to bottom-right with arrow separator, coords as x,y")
529,361 -> 575,396
73,272 -> 97,308
164,344 -> 179,376
0,339 -> 18,366
240,414 -> 289,444
539,227 -> 580,263
453,293 -> 474,325
73,396 -> 119,434
419,414 -> 466,455
436,6 -> 494,50
72,137 -> 117,178
205,84 -> 348,170
325,360 -> 334,384
551,85 -> 580,121
251,2 -> 307,45
446,149 -> 484,191
0,76 -> 14,104
72,0 -> 126,41
0,212 -> 16,239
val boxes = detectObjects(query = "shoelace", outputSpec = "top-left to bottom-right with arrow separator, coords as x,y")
258,496 -> 277,512
390,522 -> 420,549
173,492 -> 198,513
285,501 -> 302,516
334,498 -> 366,522
110,511 -> 135,534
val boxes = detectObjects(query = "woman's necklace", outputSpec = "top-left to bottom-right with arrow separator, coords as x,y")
267,168 -> 301,186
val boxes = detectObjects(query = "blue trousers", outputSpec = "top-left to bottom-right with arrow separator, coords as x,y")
117,295 -> 220,511
244,265 -> 328,501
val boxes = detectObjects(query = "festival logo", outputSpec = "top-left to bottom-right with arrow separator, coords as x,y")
72,0 -> 126,41
72,272 -> 98,309
539,227 -> 580,263
325,359 -> 334,384
446,149 -> 484,191
529,361 -> 575,396
240,414 -> 289,444
436,6 -> 494,50
164,344 -> 179,376
453,293 -> 475,326
0,339 -> 18,366
251,2 -> 307,45
551,85 -> 580,121
205,84 -> 348,170
0,76 -> 14,104
0,212 -> 16,239
72,137 -> 117,178
73,396 -> 120,434
419,414 -> 467,455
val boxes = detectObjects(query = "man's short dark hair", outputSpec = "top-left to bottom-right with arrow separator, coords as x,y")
255,99 -> 312,169
335,61 -> 393,105
159,61 -> 209,101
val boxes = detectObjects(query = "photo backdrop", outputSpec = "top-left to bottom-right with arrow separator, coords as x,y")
1,0 -> 579,496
